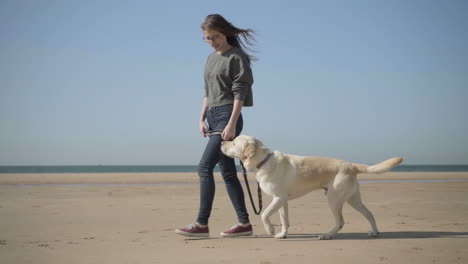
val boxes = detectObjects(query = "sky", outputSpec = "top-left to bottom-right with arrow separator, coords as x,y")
1,0 -> 467,166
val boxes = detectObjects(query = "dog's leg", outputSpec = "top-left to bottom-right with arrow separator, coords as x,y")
276,201 -> 289,239
280,201 -> 290,228
320,189 -> 345,240
261,196 -> 285,237
347,189 -> 379,238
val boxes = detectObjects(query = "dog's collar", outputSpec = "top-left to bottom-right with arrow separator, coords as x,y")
256,152 -> 273,169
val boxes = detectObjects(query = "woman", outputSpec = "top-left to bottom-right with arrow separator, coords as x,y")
175,14 -> 256,238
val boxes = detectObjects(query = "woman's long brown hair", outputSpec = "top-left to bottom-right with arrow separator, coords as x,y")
201,14 -> 257,64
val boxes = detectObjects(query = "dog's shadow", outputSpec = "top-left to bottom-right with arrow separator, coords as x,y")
282,231 -> 468,241
185,231 -> 468,241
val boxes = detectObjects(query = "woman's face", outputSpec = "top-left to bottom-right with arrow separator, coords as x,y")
203,29 -> 229,53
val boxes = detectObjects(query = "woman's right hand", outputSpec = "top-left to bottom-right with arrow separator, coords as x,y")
199,120 -> 209,137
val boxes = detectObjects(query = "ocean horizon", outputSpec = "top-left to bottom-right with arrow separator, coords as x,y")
1,164 -> 468,174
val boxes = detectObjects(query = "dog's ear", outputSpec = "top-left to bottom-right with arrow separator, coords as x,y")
241,140 -> 257,168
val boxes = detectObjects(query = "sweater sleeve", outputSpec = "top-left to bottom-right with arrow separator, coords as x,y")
229,54 -> 253,101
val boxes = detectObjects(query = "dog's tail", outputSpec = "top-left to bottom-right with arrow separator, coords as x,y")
353,157 -> 403,174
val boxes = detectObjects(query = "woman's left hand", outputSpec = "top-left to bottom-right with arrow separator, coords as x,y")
222,124 -> 236,141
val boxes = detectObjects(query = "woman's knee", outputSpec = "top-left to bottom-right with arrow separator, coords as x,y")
198,160 -> 214,177
219,162 -> 238,182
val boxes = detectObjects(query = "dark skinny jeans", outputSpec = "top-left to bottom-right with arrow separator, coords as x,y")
196,104 -> 250,225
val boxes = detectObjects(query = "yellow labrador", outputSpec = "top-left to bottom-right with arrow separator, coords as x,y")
221,135 -> 403,239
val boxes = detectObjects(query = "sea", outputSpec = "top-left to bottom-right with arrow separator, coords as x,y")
1,165 -> 468,174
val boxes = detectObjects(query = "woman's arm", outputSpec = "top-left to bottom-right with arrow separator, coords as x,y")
199,97 -> 209,137
222,99 -> 243,141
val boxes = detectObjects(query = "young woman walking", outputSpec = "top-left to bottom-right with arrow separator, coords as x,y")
175,14 -> 256,238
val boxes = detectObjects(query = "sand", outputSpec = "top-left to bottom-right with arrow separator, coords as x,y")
1,172 -> 467,264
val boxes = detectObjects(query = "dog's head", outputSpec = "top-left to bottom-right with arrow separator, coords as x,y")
221,135 -> 269,170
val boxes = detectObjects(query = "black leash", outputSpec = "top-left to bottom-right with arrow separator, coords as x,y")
239,160 -> 262,215
205,130 -> 262,215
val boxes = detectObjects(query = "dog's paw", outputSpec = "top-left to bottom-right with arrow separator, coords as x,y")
274,232 -> 287,239
368,231 -> 380,238
319,234 -> 333,240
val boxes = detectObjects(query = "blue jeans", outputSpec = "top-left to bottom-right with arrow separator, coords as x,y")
196,104 -> 250,225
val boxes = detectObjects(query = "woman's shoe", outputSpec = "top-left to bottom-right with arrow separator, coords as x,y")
175,223 -> 209,237
220,223 -> 253,237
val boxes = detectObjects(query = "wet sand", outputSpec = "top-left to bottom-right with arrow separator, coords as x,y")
1,172 -> 467,263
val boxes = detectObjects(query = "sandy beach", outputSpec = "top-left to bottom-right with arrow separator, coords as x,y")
1,172 -> 467,264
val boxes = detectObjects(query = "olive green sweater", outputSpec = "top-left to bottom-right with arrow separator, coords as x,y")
204,47 -> 254,107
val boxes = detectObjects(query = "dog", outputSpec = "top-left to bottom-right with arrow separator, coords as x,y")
221,135 -> 403,239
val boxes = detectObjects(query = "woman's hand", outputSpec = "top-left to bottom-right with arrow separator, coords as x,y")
222,123 -> 236,141
200,120 -> 209,137
222,99 -> 243,141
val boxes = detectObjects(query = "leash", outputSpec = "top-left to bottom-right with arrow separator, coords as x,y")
240,160 -> 263,215
205,130 -> 263,215
205,131 -> 222,137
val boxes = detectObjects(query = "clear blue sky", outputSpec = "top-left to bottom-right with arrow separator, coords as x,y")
1,0 -> 467,165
